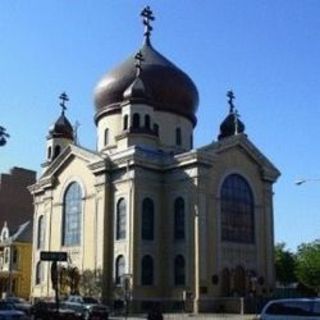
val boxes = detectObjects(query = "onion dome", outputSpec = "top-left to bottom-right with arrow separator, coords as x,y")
218,90 -> 245,140
48,92 -> 74,140
94,6 -> 199,126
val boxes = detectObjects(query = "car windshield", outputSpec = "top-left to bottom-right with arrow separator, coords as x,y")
0,302 -> 14,310
83,297 -> 98,304
7,297 -> 25,303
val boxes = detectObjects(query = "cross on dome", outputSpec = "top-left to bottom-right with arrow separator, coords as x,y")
227,90 -> 235,113
141,6 -> 155,44
134,50 -> 144,77
59,92 -> 69,114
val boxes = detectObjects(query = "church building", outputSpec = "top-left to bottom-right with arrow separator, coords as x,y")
29,7 -> 280,312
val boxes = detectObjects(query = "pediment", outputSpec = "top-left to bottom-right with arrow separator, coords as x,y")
40,144 -> 105,180
201,134 -> 280,182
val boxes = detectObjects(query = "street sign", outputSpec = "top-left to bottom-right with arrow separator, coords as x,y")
40,251 -> 67,262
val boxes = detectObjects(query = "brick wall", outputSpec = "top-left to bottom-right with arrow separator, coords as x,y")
0,167 -> 36,229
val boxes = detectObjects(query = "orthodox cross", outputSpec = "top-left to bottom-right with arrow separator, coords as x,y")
227,90 -> 235,113
141,6 -> 155,42
59,92 -> 69,114
135,51 -> 144,77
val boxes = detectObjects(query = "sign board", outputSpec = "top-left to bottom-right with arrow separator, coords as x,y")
40,251 -> 67,262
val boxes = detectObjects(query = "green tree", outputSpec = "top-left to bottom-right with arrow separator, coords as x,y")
0,126 -> 9,146
79,269 -> 102,298
296,239 -> 320,295
274,242 -> 297,285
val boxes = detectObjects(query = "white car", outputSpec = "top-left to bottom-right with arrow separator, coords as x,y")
259,298 -> 320,319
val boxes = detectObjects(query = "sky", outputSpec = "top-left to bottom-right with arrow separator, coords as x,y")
1,0 -> 319,252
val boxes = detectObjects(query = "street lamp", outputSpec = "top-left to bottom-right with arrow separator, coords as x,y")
295,178 -> 320,186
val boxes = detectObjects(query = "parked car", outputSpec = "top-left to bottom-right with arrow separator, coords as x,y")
0,300 -> 29,320
30,301 -> 82,320
64,295 -> 109,320
3,297 -> 31,315
258,298 -> 320,319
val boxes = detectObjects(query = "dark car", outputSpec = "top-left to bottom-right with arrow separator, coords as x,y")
64,295 -> 109,320
0,300 -> 28,320
31,301 -> 82,320
4,297 -> 32,315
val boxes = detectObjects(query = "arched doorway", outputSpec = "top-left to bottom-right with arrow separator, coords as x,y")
234,265 -> 246,296
221,268 -> 231,296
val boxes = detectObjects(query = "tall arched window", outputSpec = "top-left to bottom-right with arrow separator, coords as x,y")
104,128 -> 109,146
154,123 -> 159,136
35,261 -> 43,285
116,198 -> 126,240
132,113 -> 140,128
145,115 -> 151,129
176,128 -> 182,146
37,215 -> 45,249
174,255 -> 185,286
123,115 -> 129,130
142,198 -> 154,240
62,182 -> 82,246
220,174 -> 254,243
115,255 -> 125,285
141,255 -> 154,285
47,147 -> 52,160
54,145 -> 61,158
174,197 -> 185,240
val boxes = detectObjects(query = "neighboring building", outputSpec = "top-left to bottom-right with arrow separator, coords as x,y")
0,167 -> 36,229
0,221 -> 32,299
29,7 -> 280,312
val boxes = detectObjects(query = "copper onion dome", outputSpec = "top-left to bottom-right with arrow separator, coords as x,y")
94,7 -> 199,126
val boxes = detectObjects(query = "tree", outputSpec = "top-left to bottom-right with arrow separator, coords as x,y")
79,269 -> 102,298
274,242 -> 297,285
295,239 -> 320,295
0,126 -> 9,146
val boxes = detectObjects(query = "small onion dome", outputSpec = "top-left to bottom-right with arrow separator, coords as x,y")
48,112 -> 74,140
94,41 -> 199,126
123,76 -> 150,102
218,112 -> 245,140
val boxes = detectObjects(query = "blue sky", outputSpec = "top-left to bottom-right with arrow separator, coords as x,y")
1,1 -> 319,251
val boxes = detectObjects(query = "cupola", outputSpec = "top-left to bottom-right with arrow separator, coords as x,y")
218,90 -> 245,140
94,6 -> 199,127
44,93 -> 74,167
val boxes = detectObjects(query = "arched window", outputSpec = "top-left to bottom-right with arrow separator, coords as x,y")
47,147 -> 52,160
115,255 -> 125,285
123,115 -> 129,130
141,255 -> 154,285
174,197 -> 185,240
104,128 -> 109,146
220,174 -> 254,243
142,198 -> 154,240
145,115 -> 151,129
12,248 -> 18,265
174,255 -> 185,286
54,145 -> 61,158
62,182 -> 82,246
37,215 -> 45,249
132,113 -> 140,128
176,128 -> 182,146
153,123 -> 159,136
4,248 -> 9,264
116,198 -> 126,240
35,261 -> 43,285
